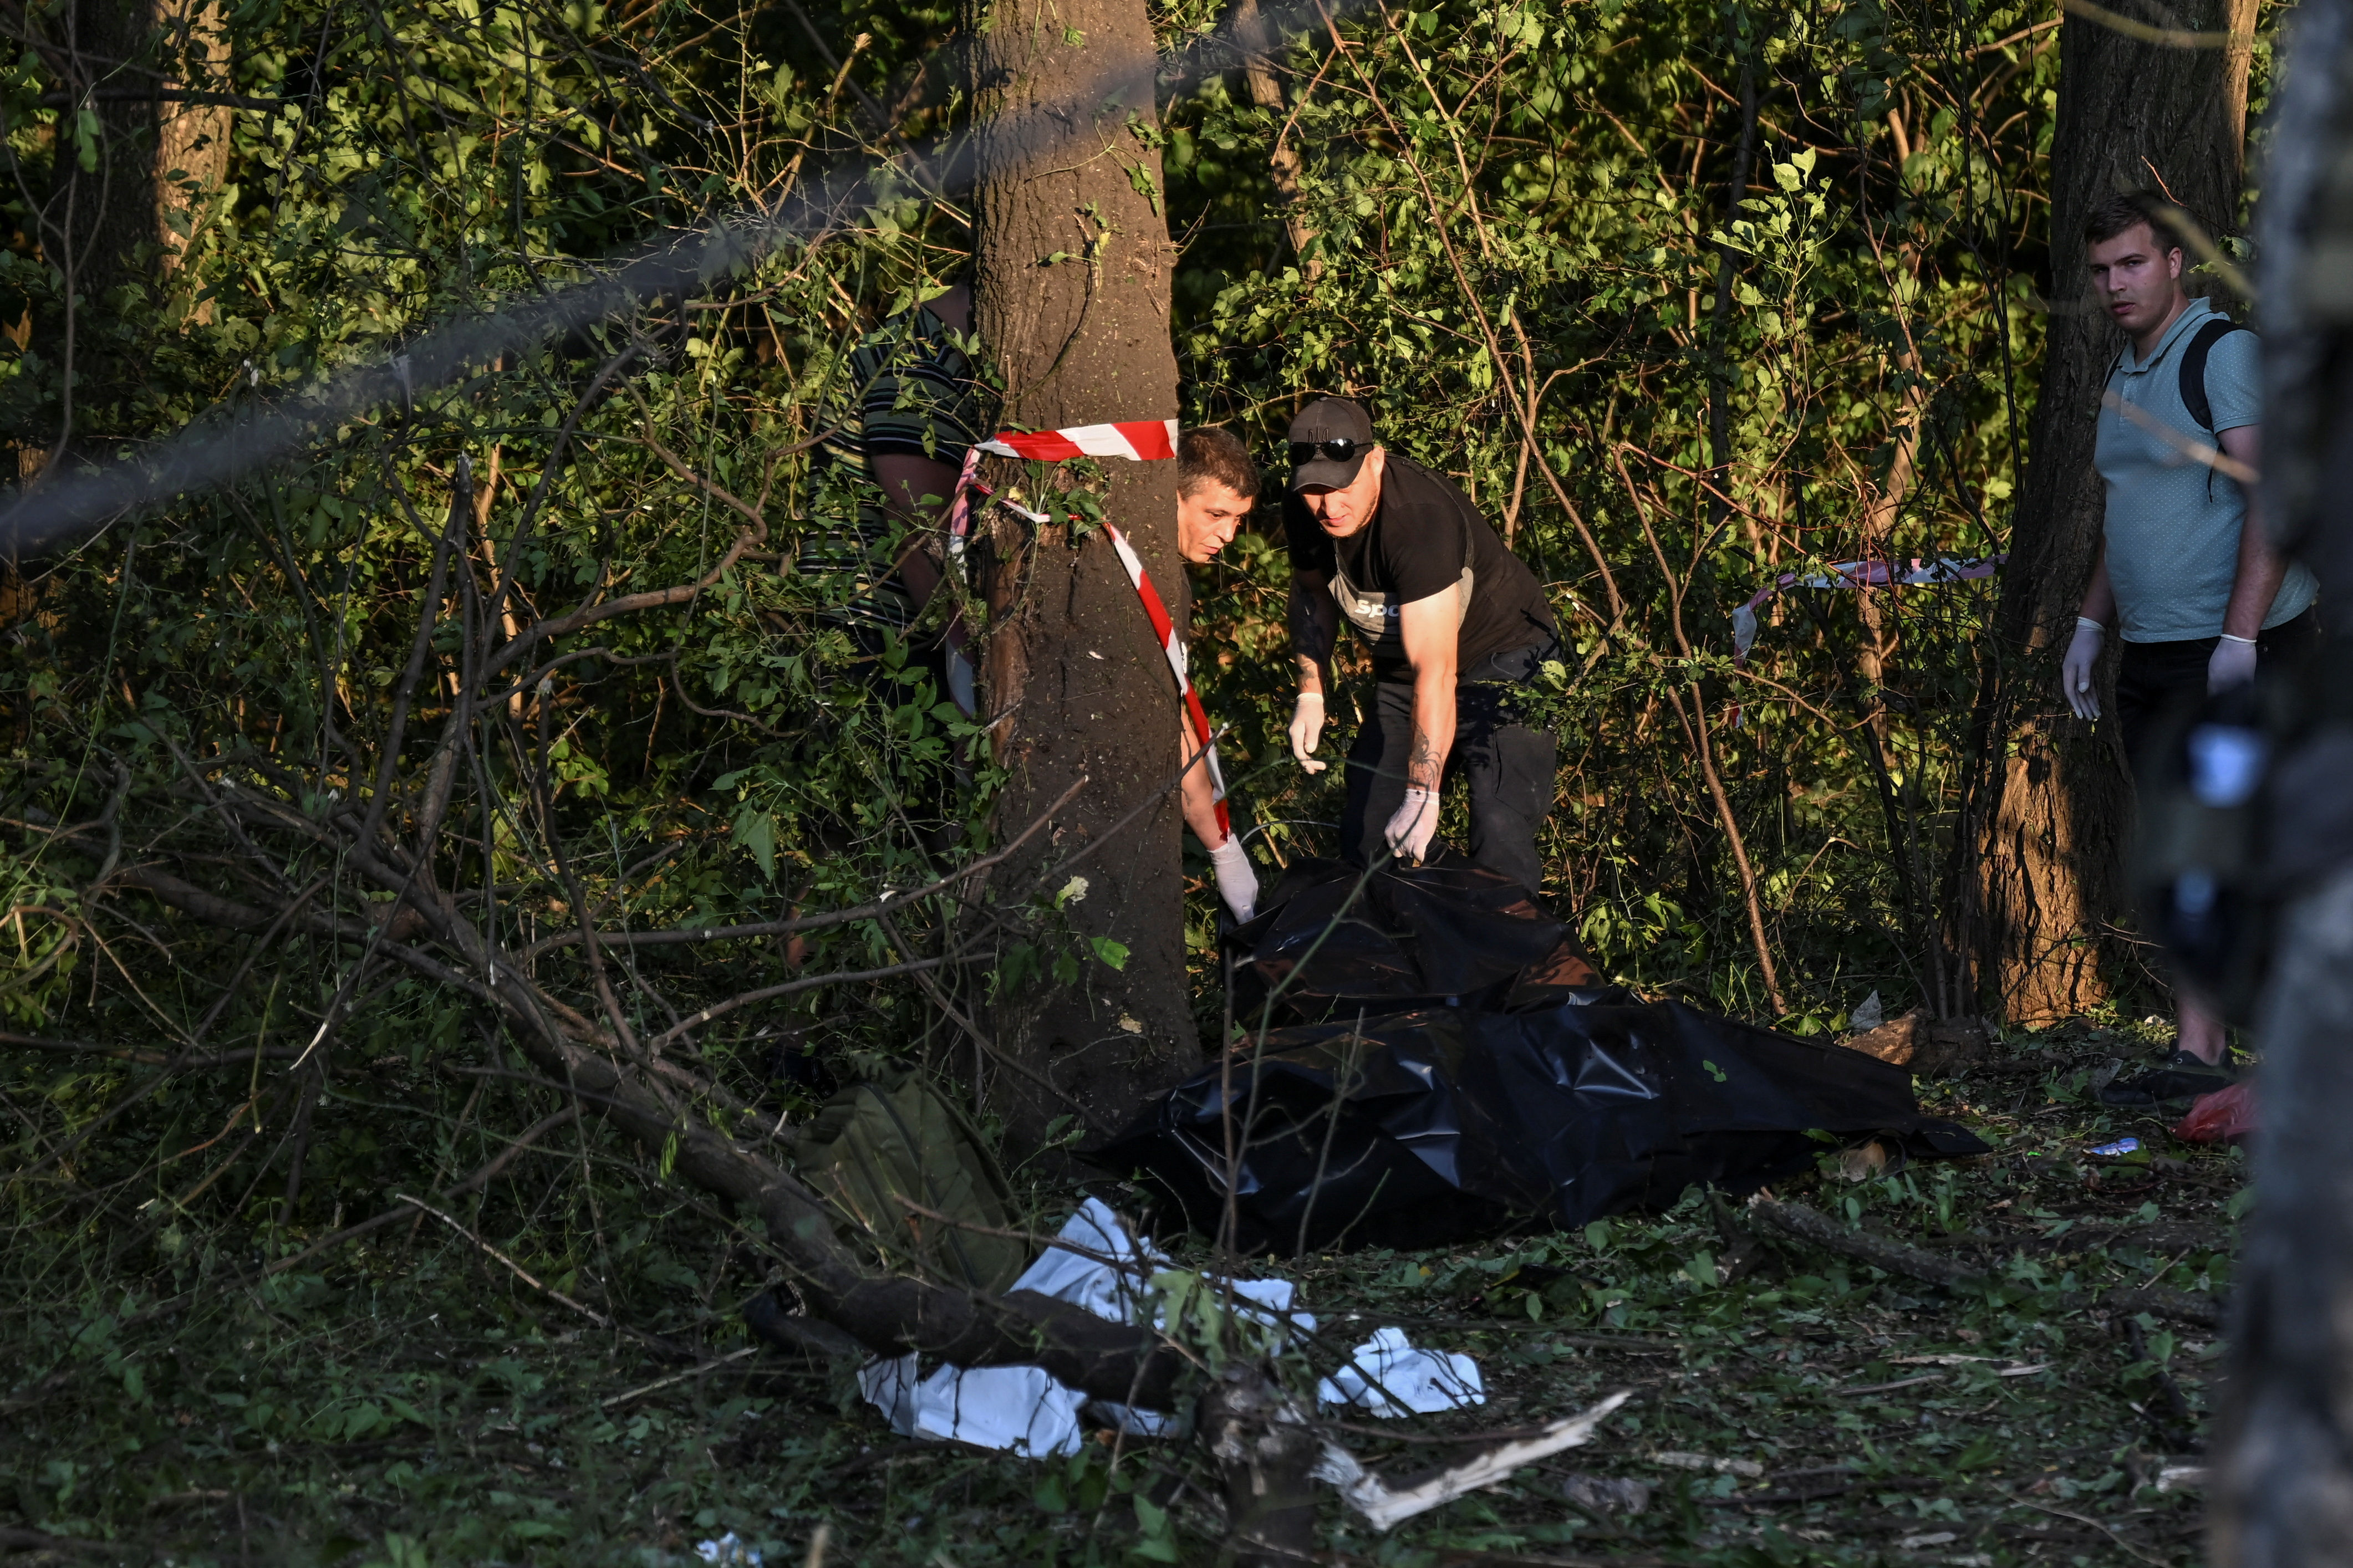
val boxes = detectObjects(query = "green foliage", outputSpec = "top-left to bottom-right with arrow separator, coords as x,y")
1165,0 -> 2072,1018
0,1043 -> 2232,1562
0,0 -> 2263,1560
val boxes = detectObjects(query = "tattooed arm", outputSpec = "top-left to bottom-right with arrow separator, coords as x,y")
1290,562 -> 1338,698
1396,590 -> 1460,790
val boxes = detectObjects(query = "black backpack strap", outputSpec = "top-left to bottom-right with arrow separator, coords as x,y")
2179,317 -> 2253,435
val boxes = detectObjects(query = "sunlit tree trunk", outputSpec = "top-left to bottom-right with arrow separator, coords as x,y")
2212,0 -> 2353,1555
1964,0 -> 2257,1025
21,0 -> 228,471
1229,0 -> 1318,271
154,0 -> 230,293
961,0 -> 1197,1147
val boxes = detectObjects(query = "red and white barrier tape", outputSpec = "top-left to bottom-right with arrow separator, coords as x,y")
940,422 -> 1227,835
974,420 -> 1178,463
1733,554 -> 2004,666
1103,520 -> 1230,839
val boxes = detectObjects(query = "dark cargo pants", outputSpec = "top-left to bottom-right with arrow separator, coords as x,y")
2115,609 -> 2320,778
1339,642 -> 1559,896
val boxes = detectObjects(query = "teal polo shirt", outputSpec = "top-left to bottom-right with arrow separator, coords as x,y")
2094,297 -> 2318,642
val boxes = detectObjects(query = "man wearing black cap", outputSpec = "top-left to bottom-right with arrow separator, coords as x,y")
1282,397 -> 1561,893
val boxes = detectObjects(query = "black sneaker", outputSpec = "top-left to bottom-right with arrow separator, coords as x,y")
2097,1049 -> 2237,1109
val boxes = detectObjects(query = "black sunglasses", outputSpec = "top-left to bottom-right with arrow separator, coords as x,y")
1290,438 -> 1364,465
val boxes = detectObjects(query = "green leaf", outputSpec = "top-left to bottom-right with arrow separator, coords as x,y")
1091,936 -> 1129,971
1129,1491 -> 1181,1560
732,806 -> 776,880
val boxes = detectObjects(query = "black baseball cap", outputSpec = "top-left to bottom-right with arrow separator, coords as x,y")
1286,397 -> 1376,491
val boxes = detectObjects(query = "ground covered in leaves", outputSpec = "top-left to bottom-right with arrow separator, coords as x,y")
3,1019 -> 2240,1568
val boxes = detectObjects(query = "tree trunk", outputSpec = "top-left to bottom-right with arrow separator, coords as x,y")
22,0 -> 227,463
1229,0 -> 1318,270
154,0 -> 231,287
962,0 -> 1198,1147
2212,1 -> 2353,1555
1964,0 -> 2257,1026
38,0 -> 162,305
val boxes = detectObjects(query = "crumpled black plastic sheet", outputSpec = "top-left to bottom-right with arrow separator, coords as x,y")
1099,860 -> 1988,1254
1225,856 -> 1600,1023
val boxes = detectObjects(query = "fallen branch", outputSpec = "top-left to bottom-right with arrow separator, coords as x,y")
105,731 -> 1177,1404
0,1527 -> 112,1556
644,954 -> 959,1051
1315,1389 -> 1634,1531
394,1192 -> 618,1330
0,1029 -> 299,1070
599,1346 -> 761,1409
262,1106 -> 583,1275
523,774 -> 1088,957
1750,1199 -> 2223,1328
345,855 -> 1194,1403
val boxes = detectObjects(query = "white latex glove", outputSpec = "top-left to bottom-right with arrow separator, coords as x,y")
2061,617 -> 2105,721
1383,786 -> 1440,864
1208,834 -> 1259,923
2209,633 -> 2258,692
1288,692 -> 1327,774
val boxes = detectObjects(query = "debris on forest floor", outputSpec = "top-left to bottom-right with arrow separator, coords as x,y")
1556,1470 -> 1653,1514
2176,1080 -> 2258,1144
850,1199 -> 1488,1456
1317,1326 -> 1484,1416
1750,1196 -> 2225,1327
2,1010 -> 2242,1565
1313,1389 -> 1632,1531
1842,1007 -> 1996,1076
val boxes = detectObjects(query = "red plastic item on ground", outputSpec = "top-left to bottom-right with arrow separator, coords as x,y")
2175,1080 -> 2258,1145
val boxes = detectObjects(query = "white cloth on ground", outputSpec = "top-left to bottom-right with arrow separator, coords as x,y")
856,1199 -> 1484,1455
855,1353 -> 1087,1458
1011,1198 -> 1315,1342
1317,1325 -> 1486,1416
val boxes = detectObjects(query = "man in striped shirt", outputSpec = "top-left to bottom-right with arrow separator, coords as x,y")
803,279 -> 986,657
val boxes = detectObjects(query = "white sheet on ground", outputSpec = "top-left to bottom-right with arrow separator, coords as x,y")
1009,1196 -> 1165,1323
1317,1325 -> 1486,1416
1012,1198 -> 1316,1341
854,1351 -> 1086,1457
854,1201 -> 1474,1453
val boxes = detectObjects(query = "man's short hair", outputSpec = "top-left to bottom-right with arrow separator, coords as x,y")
1178,427 -> 1261,500
2084,191 -> 2182,256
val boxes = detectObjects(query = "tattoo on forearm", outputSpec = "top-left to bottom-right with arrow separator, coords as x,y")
1409,730 -> 1439,790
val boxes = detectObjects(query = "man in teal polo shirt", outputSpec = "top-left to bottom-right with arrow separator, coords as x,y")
2059,192 -> 2320,1106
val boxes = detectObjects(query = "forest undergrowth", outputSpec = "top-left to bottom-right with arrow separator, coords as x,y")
6,1017 -> 2239,1566
0,0 -> 2272,1557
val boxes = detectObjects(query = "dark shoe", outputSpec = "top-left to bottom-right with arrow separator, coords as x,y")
2097,1049 -> 2238,1109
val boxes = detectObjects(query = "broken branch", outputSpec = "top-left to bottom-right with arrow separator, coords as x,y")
1750,1198 -> 2222,1328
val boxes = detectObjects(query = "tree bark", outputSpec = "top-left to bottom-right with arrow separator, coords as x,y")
1965,0 -> 2256,1026
2213,2 -> 2353,1555
21,0 -> 228,465
154,0 -> 230,284
961,0 -> 1198,1146
1229,0 -> 1318,271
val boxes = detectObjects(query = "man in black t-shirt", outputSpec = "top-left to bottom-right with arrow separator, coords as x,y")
1282,397 -> 1560,892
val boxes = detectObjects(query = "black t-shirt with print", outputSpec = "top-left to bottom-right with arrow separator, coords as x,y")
1284,453 -> 1557,684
